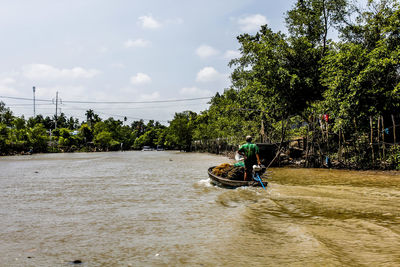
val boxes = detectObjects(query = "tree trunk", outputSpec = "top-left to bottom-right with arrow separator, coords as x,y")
322,0 -> 328,55
370,116 -> 374,163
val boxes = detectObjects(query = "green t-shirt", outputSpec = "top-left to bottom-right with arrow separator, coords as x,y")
239,142 -> 259,162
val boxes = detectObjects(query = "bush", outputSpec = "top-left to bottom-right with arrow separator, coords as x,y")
389,145 -> 400,170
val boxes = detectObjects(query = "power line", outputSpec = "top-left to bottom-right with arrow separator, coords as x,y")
61,102 -> 209,111
0,95 -> 212,104
0,95 -> 52,102
1,94 -> 212,123
5,104 -> 54,107
6,102 -> 209,109
62,96 -> 212,104
94,110 -> 170,123
62,104 -> 170,122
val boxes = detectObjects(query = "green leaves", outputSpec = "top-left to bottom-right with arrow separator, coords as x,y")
165,111 -> 197,151
28,123 -> 49,152
320,1 -> 400,134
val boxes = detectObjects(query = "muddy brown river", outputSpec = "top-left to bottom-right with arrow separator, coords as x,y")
1,151 -> 399,266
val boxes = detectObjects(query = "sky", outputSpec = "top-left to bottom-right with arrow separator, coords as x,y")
0,0 -> 297,124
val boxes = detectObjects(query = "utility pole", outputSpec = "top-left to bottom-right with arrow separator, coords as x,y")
33,86 -> 36,117
53,91 -> 61,129
55,91 -> 58,129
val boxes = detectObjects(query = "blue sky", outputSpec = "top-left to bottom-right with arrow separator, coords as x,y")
0,0 -> 297,123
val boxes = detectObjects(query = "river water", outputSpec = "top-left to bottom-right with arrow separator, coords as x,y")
0,151 -> 399,266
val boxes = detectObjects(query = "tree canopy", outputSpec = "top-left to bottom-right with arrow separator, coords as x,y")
1,0 -> 399,168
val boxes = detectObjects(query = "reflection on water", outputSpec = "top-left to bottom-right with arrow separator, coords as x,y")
0,152 -> 399,266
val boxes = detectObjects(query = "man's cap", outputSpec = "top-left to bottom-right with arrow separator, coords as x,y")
246,135 -> 252,141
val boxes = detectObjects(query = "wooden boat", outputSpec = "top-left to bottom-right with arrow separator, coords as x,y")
208,166 -> 268,188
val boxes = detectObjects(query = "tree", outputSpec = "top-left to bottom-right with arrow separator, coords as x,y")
320,0 -> 400,130
28,123 -> 49,152
94,131 -> 119,151
67,116 -> 79,129
13,116 -> 26,130
27,115 -> 44,128
43,116 -> 54,130
85,109 -> 94,127
0,123 -> 10,153
133,129 -> 156,149
54,113 -> 68,129
286,0 -> 348,54
57,128 -> 82,149
339,0 -> 399,47
230,25 -> 323,121
85,109 -> 101,127
131,120 -> 146,135
0,101 -> 14,126
165,111 -> 197,151
79,123 -> 93,143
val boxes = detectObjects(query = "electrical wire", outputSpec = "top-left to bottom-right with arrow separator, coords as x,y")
60,104 -> 170,122
0,95 -> 212,104
62,96 -> 212,104
0,94 -> 213,123
0,95 -> 52,102
5,103 -> 54,107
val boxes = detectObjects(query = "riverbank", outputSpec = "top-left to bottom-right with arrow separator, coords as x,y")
207,151 -> 400,172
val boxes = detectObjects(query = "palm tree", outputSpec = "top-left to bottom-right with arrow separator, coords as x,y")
85,109 -> 94,127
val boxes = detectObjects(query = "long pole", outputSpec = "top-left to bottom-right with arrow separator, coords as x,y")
382,116 -> 385,158
377,116 -> 381,159
392,114 -> 396,145
55,91 -> 58,129
338,127 -> 342,161
33,86 -> 36,117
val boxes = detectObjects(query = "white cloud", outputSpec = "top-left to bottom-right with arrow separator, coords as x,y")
140,91 -> 160,101
0,77 -> 15,85
224,50 -> 241,60
34,85 -> 87,100
196,45 -> 219,59
180,87 -> 212,97
111,63 -> 125,69
23,64 -> 100,81
237,14 -> 268,32
130,73 -> 152,85
0,77 -> 18,95
196,67 -> 221,82
124,38 -> 151,48
166,17 -> 184,25
120,86 -> 139,94
98,46 -> 109,53
0,86 -> 18,96
138,15 -> 161,29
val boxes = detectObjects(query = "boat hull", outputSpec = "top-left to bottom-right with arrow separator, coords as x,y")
208,167 -> 267,188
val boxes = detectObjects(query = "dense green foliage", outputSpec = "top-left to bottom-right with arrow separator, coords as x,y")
193,0 -> 400,169
1,0 -> 399,169
0,105 -> 191,154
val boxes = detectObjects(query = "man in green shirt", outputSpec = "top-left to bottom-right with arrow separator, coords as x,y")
238,135 -> 261,181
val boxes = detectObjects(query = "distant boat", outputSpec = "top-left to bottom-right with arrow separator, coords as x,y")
141,146 -> 153,151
